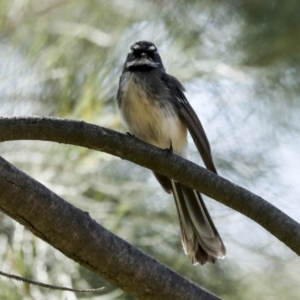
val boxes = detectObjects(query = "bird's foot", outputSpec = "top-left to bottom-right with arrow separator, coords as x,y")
126,132 -> 135,138
164,141 -> 173,154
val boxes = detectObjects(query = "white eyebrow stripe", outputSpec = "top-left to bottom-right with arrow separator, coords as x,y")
133,44 -> 140,50
149,45 -> 156,51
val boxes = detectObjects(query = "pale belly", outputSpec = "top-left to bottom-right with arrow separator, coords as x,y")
119,75 -> 188,157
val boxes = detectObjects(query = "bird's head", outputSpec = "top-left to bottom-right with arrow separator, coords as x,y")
124,40 -> 165,71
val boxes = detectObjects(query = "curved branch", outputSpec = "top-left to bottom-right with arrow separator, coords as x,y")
0,116 -> 300,258
0,156 -> 219,300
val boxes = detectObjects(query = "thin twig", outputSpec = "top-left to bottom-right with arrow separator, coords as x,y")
0,270 -> 106,293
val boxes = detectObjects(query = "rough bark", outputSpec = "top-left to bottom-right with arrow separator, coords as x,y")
0,156 -> 220,300
0,116 -> 299,255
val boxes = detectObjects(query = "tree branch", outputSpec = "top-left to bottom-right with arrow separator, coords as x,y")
0,116 -> 299,257
0,156 -> 220,300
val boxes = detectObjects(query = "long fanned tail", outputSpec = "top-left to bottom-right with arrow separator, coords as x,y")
171,180 -> 226,265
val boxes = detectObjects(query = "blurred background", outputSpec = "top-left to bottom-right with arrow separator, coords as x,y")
0,0 -> 300,299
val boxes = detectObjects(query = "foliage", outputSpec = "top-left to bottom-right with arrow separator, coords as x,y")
0,0 -> 299,299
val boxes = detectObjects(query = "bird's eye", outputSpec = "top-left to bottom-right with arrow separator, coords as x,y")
133,49 -> 142,56
146,50 -> 154,58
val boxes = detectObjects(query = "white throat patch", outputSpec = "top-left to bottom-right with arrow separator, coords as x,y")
126,57 -> 158,68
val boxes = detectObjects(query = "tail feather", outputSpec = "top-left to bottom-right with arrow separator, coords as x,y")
171,180 -> 226,265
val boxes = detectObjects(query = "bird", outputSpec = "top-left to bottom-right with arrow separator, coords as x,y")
117,40 -> 226,265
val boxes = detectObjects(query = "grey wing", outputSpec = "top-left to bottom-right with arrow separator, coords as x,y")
162,73 -> 217,174
116,78 -> 122,107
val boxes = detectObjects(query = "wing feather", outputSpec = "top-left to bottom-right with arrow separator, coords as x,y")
162,73 -> 217,173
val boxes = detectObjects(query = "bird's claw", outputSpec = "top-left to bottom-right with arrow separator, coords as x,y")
126,132 -> 135,137
164,141 -> 173,154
